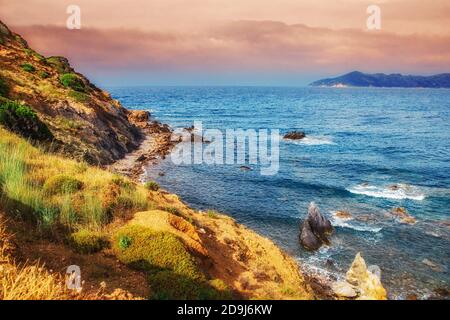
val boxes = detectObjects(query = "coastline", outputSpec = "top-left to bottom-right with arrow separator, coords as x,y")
108,110 -> 335,299
108,110 -> 176,180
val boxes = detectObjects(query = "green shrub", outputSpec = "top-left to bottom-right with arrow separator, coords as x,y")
23,48 -> 45,60
144,181 -> 160,191
164,206 -> 181,216
21,63 -> 35,73
46,56 -> 71,74
69,229 -> 109,254
60,73 -> 85,92
118,235 -> 132,250
0,99 -> 52,141
0,99 -> 36,123
37,206 -> 59,230
113,225 -> 203,280
68,90 -> 88,103
111,176 -> 134,189
43,174 -> 83,195
0,78 -> 9,97
206,210 -> 218,219
56,116 -> 82,131
38,71 -> 49,79
115,195 -> 134,209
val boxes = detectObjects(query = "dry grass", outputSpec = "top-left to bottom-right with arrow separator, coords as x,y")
0,216 -> 69,300
0,127 -> 151,230
0,215 -> 141,300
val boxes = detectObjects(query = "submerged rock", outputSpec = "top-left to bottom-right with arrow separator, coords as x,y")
283,131 -> 306,140
334,210 -> 353,220
422,258 -> 444,272
299,202 -> 333,251
391,207 -> 417,225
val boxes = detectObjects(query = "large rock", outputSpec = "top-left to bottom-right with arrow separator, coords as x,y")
299,220 -> 322,251
127,110 -> 150,128
307,202 -> 333,241
331,281 -> 358,298
299,202 -> 333,251
346,252 -> 387,300
283,131 -> 305,140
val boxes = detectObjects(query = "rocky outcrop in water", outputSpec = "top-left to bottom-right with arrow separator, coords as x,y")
283,131 -> 305,140
332,252 -> 387,300
390,207 -> 417,225
299,202 -> 333,251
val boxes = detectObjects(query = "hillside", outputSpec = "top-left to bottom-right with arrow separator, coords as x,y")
0,20 -> 144,164
310,71 -> 450,88
0,21 -> 316,300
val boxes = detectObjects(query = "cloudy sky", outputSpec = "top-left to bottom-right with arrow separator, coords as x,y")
1,0 -> 449,86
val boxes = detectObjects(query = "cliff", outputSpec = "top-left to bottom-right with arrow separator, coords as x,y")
0,20 -> 143,164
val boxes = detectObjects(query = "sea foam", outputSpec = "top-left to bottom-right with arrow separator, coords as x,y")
283,135 -> 335,145
330,212 -> 382,233
331,216 -> 383,233
347,183 -> 425,201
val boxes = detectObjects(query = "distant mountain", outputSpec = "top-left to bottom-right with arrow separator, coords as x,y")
310,71 -> 450,88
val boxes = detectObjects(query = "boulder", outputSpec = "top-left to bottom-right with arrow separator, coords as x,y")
346,252 -> 387,300
331,281 -> 358,298
299,202 -> 333,250
307,202 -> 333,242
283,131 -> 306,140
127,110 -> 150,128
299,220 -> 322,251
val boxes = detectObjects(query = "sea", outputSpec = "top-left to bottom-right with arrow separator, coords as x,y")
108,86 -> 450,299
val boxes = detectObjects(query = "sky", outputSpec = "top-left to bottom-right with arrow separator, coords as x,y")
1,0 -> 449,86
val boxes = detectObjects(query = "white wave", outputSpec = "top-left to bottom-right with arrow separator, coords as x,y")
283,135 -> 335,145
330,215 -> 382,233
347,183 -> 425,201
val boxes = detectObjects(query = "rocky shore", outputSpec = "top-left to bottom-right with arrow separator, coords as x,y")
109,110 -> 176,180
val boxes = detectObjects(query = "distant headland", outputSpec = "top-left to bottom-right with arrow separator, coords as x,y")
310,71 -> 450,88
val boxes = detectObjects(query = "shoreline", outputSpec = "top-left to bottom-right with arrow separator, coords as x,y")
108,110 -> 176,180
109,110 -> 336,299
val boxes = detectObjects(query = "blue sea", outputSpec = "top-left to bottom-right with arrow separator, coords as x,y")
109,86 -> 450,299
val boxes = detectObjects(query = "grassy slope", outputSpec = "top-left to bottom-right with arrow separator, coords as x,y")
0,128 -> 314,300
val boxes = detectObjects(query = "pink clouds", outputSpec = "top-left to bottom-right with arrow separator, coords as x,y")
11,21 -> 450,76
1,0 -> 449,84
